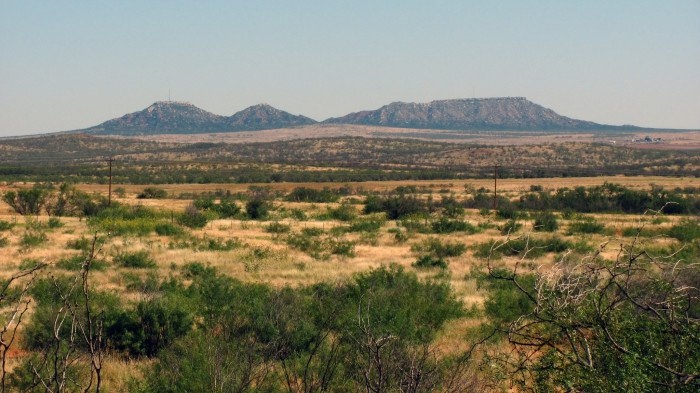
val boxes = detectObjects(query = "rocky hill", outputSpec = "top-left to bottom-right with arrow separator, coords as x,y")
80,101 -> 229,135
324,97 -> 622,131
228,104 -> 316,131
78,102 -> 317,135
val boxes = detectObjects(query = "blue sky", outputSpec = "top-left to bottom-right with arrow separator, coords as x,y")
1,1 -> 698,135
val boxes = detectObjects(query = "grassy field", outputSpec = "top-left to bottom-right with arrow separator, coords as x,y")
0,176 -> 697,391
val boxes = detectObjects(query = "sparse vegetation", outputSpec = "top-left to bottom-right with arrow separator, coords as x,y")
0,176 -> 697,392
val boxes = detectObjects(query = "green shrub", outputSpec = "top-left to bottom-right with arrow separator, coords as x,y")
214,200 -> 241,218
621,226 -> 663,238
533,211 -> 558,232
47,217 -> 63,228
20,230 -> 47,250
56,254 -> 108,271
327,237 -> 355,257
0,220 -> 14,231
89,205 -> 164,235
412,237 -> 466,258
496,204 -> 519,220
668,219 -> 700,242
3,187 -> 48,215
121,271 -> 160,293
105,298 -> 193,357
178,204 -> 209,229
363,194 -> 384,214
322,202 -> 356,222
196,238 -> 241,251
476,268 -> 536,325
265,221 -> 291,234
286,231 -> 325,258
413,254 -> 448,269
474,236 -> 576,259
301,227 -> 324,237
99,218 -> 157,236
439,195 -> 464,218
18,258 -> 43,270
364,193 -> 427,219
155,222 -> 184,236
344,265 -> 463,343
430,217 -> 478,234
289,208 -> 307,220
245,198 -> 270,220
399,214 -> 430,233
388,227 -> 409,243
286,187 -> 340,203
346,217 -> 384,233
567,218 -> 605,235
114,250 -> 157,269
500,219 -> 522,235
137,187 -> 168,199
0,236 -> 8,248
66,236 -> 91,251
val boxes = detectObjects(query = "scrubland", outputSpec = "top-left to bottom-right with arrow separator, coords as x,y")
0,176 -> 698,392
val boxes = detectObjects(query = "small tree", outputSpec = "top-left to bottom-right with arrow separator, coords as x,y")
3,188 -> 48,216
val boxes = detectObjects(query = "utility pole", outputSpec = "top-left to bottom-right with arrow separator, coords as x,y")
108,157 -> 113,206
493,165 -> 498,211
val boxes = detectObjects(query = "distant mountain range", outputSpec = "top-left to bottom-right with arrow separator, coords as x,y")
74,97 -> 638,136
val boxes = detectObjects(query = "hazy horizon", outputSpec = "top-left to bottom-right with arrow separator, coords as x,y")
2,1 -> 699,136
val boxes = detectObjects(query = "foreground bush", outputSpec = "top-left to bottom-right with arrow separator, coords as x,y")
134,265 -> 465,392
477,236 -> 700,392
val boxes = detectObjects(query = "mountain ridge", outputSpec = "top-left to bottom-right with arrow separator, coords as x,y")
78,102 -> 316,136
323,97 -> 622,131
72,97 -> 645,136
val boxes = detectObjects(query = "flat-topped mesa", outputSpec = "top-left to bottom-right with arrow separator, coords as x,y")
323,97 -> 611,131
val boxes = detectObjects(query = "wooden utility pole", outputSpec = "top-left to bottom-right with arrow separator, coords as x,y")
108,157 -> 113,206
493,165 -> 498,211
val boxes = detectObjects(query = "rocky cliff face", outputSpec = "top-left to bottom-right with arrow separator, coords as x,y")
324,97 -> 610,131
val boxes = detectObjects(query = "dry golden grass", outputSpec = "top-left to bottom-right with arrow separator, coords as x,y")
0,176 -> 696,392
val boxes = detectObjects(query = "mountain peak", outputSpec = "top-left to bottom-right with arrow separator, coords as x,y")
228,104 -> 316,130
